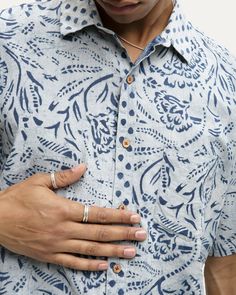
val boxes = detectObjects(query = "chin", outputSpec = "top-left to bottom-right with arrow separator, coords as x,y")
95,0 -> 145,24
108,15 -> 141,24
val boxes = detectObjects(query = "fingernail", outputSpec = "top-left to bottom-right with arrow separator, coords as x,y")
124,248 -> 136,258
130,214 -> 141,223
135,230 -> 147,240
98,263 -> 108,271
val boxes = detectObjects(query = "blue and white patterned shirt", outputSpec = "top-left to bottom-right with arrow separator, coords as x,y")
1,0 -> 236,294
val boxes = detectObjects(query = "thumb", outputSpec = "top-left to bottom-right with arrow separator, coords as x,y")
45,164 -> 87,189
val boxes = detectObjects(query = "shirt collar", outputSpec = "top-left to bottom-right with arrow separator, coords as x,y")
60,0 -> 103,35
60,0 -> 194,64
159,0 -> 195,64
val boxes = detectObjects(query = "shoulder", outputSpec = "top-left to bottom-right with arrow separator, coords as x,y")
190,26 -> 236,99
193,26 -> 236,81
0,0 -> 62,38
0,0 -> 62,97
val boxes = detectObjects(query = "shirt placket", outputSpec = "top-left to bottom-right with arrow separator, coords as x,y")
106,66 -> 138,294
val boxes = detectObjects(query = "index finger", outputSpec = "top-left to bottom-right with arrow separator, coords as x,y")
68,203 -> 141,224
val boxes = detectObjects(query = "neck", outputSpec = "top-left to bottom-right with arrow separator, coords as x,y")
97,0 -> 173,48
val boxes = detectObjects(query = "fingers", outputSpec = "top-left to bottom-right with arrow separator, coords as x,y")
88,206 -> 141,224
57,165 -> 87,188
28,165 -> 142,226
30,164 -> 87,189
66,223 -> 147,242
68,204 -> 141,225
58,240 -> 136,259
52,254 -> 108,271
51,164 -> 87,189
25,164 -> 143,227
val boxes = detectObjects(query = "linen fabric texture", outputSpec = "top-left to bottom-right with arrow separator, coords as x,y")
0,0 -> 236,294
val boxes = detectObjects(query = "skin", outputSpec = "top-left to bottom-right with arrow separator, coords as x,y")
0,165 -> 147,271
95,0 -> 174,62
0,0 -> 173,272
205,255 -> 236,295
95,1 -> 236,292
0,0 -> 235,291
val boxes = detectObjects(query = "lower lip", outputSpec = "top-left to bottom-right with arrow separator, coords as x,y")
102,2 -> 140,15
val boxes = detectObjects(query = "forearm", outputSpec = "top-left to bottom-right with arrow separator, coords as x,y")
205,255 -> 236,295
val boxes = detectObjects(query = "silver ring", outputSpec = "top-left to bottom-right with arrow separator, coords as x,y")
50,172 -> 58,189
82,205 -> 89,223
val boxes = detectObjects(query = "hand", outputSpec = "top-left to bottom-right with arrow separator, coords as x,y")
0,165 -> 146,271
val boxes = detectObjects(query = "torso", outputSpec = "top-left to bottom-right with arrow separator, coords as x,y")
1,1 -> 236,294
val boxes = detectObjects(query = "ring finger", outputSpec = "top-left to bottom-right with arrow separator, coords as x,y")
65,222 -> 146,242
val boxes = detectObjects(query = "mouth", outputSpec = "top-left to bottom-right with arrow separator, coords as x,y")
101,1 -> 141,14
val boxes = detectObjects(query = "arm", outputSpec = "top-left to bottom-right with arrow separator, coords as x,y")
205,254 -> 236,295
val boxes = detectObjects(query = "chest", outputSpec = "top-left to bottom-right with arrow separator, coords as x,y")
0,38 -> 232,261
0,39 -> 222,162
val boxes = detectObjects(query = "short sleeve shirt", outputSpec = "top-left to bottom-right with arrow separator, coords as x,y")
0,0 -> 236,294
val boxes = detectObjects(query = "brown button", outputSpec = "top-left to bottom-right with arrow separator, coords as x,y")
113,264 -> 122,274
126,75 -> 134,84
122,139 -> 130,149
118,204 -> 126,210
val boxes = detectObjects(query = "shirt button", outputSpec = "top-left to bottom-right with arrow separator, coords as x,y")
122,138 -> 130,149
126,75 -> 134,84
113,264 -> 122,274
117,204 -> 126,210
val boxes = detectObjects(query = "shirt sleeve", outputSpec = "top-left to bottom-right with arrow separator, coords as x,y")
209,158 -> 236,257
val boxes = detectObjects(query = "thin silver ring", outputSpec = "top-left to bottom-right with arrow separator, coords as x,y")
50,172 -> 58,189
82,205 -> 89,223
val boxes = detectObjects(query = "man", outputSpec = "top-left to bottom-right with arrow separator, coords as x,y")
0,0 -> 235,294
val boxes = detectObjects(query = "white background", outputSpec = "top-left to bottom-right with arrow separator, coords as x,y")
0,0 -> 236,55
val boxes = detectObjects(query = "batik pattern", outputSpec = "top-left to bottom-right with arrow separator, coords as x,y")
0,0 -> 236,294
